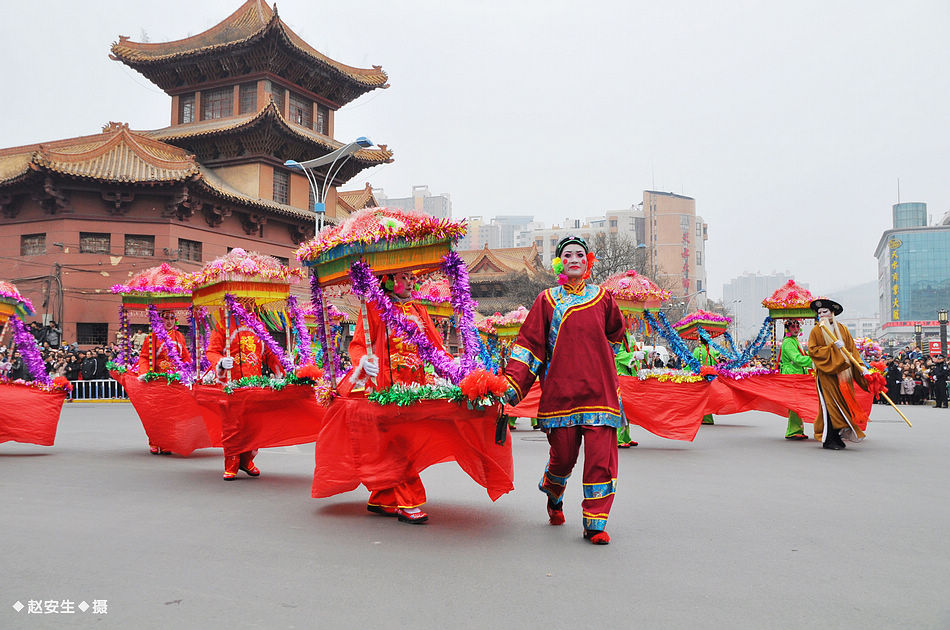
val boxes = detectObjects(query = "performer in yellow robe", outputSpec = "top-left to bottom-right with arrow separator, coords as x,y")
807,298 -> 870,450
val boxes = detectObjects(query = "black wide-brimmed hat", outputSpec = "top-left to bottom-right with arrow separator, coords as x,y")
809,298 -> 843,316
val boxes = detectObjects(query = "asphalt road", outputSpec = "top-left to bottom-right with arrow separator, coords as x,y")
2,401 -> 949,629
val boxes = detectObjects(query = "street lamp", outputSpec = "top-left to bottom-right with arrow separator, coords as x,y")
915,323 -> 922,355
939,309 -> 948,357
285,136 -> 374,233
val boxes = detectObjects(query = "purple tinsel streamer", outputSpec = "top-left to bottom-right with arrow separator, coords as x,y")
349,260 -> 463,384
117,305 -> 133,368
8,316 -> 52,386
310,275 -> 335,388
286,295 -> 313,364
441,251 -> 479,373
197,307 -> 211,373
147,305 -> 193,383
223,294 -> 295,375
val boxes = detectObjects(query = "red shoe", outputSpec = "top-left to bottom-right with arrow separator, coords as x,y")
367,504 -> 399,517
238,451 -> 260,477
584,529 -> 610,545
395,508 -> 429,524
149,445 -> 160,455
223,455 -> 240,480
547,500 -> 565,526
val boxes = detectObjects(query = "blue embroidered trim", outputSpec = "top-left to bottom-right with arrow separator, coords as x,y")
583,513 -> 609,531
509,343 -> 542,376
539,466 -> 571,501
583,478 -> 617,500
537,410 -> 622,430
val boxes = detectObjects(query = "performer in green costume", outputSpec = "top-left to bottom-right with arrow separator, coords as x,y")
778,319 -> 812,439
614,331 -> 642,447
693,338 -> 719,424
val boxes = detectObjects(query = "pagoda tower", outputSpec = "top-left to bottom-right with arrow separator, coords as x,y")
111,0 -> 393,226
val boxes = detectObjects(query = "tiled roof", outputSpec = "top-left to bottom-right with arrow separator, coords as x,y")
337,182 -> 377,210
458,244 -> 542,277
0,123 -> 199,186
110,0 -> 388,89
140,99 -> 394,165
196,165 -> 313,219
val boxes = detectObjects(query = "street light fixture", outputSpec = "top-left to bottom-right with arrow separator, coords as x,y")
914,323 -> 923,355
731,298 -> 741,343
285,136 -> 374,233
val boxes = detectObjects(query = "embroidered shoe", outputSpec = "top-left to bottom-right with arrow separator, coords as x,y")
149,445 -> 160,455
367,505 -> 399,517
238,452 -> 260,477
395,508 -> 429,524
584,529 -> 610,545
223,455 -> 240,480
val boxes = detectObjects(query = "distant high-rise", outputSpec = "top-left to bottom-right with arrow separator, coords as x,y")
374,185 -> 451,219
644,191 -> 708,303
722,273 -> 806,342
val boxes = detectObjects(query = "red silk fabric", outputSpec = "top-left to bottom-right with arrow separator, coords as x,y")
220,384 -> 325,456
0,383 -> 66,446
117,372 -> 223,456
506,373 -> 876,441
312,396 -> 514,502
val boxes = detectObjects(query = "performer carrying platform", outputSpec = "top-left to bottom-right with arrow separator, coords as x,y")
807,298 -> 870,450
343,270 -> 450,524
206,298 -> 284,479
504,236 -> 625,545
693,338 -> 719,425
778,319 -> 813,440
138,308 -> 192,454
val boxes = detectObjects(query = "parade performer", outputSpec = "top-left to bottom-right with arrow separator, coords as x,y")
614,330 -> 642,447
693,337 -> 719,425
343,270 -> 450,524
807,298 -> 870,450
206,298 -> 284,479
778,319 -> 812,440
137,308 -> 192,454
504,236 -> 625,545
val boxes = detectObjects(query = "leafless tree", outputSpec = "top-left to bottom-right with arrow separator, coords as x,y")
589,233 -> 649,284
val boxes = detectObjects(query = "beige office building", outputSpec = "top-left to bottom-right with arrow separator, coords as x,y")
644,191 -> 708,305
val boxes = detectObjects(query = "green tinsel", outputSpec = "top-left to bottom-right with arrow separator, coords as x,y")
139,371 -> 183,384
366,383 -> 498,408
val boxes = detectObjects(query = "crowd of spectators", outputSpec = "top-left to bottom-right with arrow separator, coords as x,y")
885,354 -> 949,405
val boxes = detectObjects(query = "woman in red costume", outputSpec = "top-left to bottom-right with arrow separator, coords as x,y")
138,308 -> 192,455
503,236 -> 625,545
206,298 -> 284,480
342,270 -> 450,524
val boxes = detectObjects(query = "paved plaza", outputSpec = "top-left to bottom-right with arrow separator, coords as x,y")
2,401 -> 949,629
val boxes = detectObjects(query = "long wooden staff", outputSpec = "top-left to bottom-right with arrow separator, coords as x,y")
819,321 -> 911,427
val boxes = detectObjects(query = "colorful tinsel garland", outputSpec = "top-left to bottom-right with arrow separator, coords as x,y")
223,293 -> 295,375
116,304 -> 133,368
147,304 -> 194,383
7,316 -> 52,386
644,310 -> 702,373
441,251 -> 479,373
286,295 -> 313,365
349,260 -> 464,384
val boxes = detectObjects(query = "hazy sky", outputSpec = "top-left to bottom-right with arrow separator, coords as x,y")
2,0 -> 947,300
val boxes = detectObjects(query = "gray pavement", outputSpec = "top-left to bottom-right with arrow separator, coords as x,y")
2,400 -> 950,629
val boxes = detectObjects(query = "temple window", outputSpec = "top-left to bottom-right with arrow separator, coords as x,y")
179,93 -> 195,123
20,233 -> 46,256
178,238 -> 202,262
201,86 -> 233,120
271,85 -> 286,113
239,83 -> 257,115
79,232 -> 111,254
124,234 -> 155,257
273,169 -> 289,204
316,104 -> 329,135
289,92 -> 312,128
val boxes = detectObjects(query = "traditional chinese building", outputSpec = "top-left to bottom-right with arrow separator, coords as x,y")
0,0 -> 392,346
458,244 -> 545,314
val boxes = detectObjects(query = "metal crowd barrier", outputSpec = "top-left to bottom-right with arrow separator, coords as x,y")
68,379 -> 128,401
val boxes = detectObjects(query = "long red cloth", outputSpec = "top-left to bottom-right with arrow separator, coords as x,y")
506,373 -> 877,441
0,383 -> 66,446
312,396 -> 514,502
221,385 -> 325,456
116,372 -> 223,456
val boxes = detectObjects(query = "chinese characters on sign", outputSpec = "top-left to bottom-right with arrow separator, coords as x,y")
889,238 -> 902,321
12,600 -> 107,614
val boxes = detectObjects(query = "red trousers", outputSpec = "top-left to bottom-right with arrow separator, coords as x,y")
368,475 -> 427,509
540,425 -> 618,531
